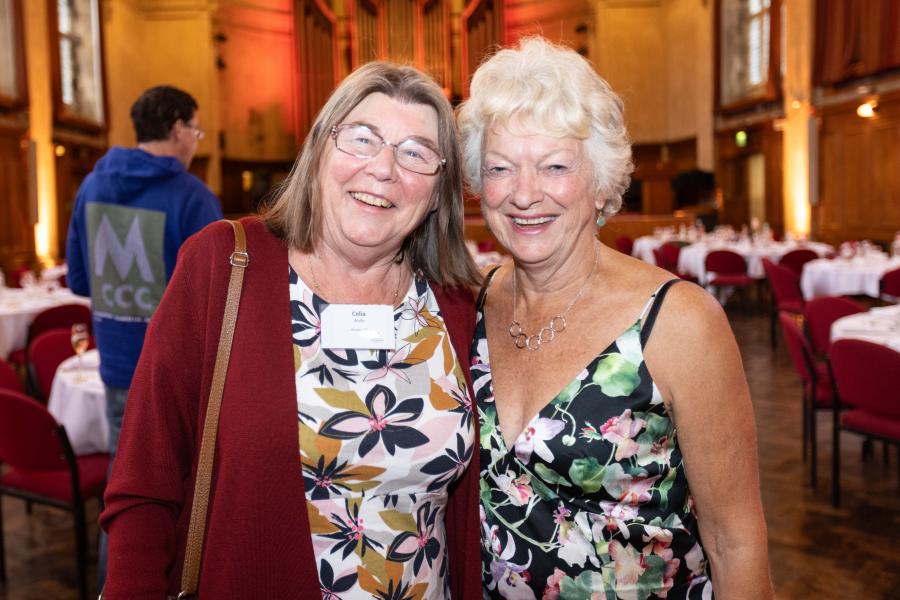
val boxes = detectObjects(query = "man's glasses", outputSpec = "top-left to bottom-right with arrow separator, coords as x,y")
331,123 -> 445,175
191,126 -> 205,140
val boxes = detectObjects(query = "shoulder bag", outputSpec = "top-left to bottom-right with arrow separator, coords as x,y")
100,219 -> 249,600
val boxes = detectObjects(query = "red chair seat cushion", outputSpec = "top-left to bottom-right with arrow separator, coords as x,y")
842,410 -> 900,441
801,363 -> 848,409
709,274 -> 754,287
0,453 -> 109,502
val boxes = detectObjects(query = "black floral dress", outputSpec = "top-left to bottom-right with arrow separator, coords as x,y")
473,276 -> 713,600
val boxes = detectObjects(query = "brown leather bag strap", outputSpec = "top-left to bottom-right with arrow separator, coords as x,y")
178,220 -> 249,599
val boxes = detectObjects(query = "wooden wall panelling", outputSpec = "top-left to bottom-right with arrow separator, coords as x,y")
0,124 -> 34,274
460,0 -> 504,99
220,158 -> 293,216
632,161 -> 676,215
53,137 -> 105,259
0,0 -> 32,273
762,125 -> 784,236
628,139 -> 699,215
0,0 -> 29,111
816,91 -> 900,245
714,122 -> 783,233
296,0 -> 339,138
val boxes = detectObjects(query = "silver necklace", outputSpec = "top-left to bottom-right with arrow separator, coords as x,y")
508,243 -> 599,351
307,254 -> 404,304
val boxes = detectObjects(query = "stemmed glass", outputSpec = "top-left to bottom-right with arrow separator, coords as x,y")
70,323 -> 90,380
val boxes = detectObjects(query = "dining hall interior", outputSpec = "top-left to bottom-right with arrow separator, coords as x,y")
1,0 -> 900,598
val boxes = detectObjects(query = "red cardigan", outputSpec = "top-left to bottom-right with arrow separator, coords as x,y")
100,217 -> 482,599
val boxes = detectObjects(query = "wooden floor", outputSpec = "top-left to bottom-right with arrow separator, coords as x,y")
1,310 -> 899,599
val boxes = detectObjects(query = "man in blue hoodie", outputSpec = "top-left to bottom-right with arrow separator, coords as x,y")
65,85 -> 222,588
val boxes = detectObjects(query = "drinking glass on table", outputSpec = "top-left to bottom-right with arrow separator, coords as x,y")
20,271 -> 36,296
71,323 -> 90,378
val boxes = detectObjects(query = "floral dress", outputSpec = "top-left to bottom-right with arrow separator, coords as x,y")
474,276 -> 713,600
290,267 -> 474,599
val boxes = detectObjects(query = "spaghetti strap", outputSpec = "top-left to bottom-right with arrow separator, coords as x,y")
639,278 -> 682,346
476,266 -> 502,311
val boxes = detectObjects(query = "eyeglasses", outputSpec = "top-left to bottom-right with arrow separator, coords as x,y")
330,123 -> 445,175
191,126 -> 205,141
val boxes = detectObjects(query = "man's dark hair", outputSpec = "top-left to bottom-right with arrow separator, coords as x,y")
130,86 -> 198,143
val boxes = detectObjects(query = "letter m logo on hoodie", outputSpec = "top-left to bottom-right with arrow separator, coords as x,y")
86,203 -> 166,321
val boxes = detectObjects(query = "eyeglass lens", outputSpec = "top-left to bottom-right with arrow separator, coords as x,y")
333,125 -> 442,174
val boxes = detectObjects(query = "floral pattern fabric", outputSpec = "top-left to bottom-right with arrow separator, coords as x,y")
291,267 -> 474,600
473,279 -> 713,600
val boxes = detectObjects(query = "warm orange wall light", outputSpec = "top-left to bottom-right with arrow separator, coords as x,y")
781,0 -> 813,238
856,99 -> 877,118
23,0 -> 58,264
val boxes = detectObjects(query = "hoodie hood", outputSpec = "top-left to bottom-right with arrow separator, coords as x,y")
91,146 -> 186,199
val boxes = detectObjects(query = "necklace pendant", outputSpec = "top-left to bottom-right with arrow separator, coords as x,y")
508,320 -> 524,338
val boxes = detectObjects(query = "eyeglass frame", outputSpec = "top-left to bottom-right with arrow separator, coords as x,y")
329,123 -> 446,175
179,118 -> 205,141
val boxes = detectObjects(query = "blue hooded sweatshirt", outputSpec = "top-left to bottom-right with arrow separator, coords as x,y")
66,146 -> 223,389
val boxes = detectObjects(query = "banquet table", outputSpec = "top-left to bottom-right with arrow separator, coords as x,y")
47,349 -> 108,455
831,304 -> 900,353
677,240 -> 833,285
801,255 -> 900,300
0,287 -> 91,359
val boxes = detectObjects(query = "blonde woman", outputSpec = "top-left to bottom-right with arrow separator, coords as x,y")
458,37 -> 772,599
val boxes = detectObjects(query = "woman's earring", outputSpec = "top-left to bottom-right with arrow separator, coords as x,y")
596,214 -> 606,228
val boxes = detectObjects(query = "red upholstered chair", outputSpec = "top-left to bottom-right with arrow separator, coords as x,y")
705,249 -> 755,306
802,296 -> 865,361
6,303 -> 92,371
27,329 -> 95,401
829,339 -> 900,507
880,267 -> 900,302
779,312 -> 838,487
0,389 -> 109,600
0,359 -> 23,394
652,243 -> 697,282
614,235 -> 634,256
762,258 -> 805,348
8,265 -> 33,288
651,247 -> 669,270
779,248 -> 819,276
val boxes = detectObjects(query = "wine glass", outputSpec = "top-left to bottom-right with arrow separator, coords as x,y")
70,323 -> 90,376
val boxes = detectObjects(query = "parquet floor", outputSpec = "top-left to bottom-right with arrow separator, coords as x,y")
0,310 -> 898,599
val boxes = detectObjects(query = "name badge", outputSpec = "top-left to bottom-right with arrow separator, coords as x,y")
320,304 -> 396,350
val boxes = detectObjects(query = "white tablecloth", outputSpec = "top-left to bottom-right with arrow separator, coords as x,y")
678,240 -> 833,284
47,349 -> 108,456
831,304 -> 900,353
0,288 -> 91,359
801,256 -> 900,300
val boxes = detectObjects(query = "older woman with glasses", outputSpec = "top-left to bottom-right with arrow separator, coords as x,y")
459,37 -> 772,599
100,62 -> 482,599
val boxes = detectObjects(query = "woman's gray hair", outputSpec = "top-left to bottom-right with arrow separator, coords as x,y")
263,61 -> 480,287
457,36 -> 633,216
